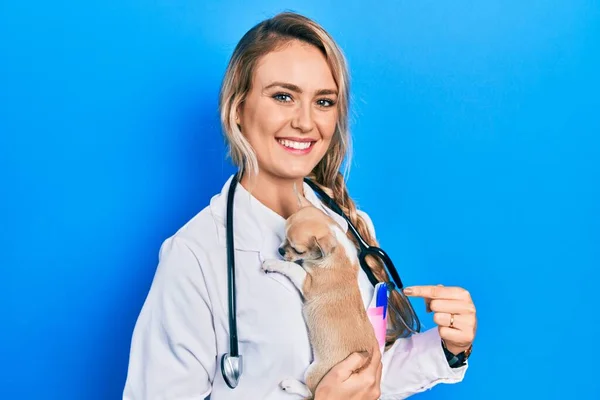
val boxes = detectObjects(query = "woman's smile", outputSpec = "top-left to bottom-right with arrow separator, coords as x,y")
276,137 -> 318,155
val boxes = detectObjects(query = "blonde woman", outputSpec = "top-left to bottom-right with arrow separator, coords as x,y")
123,11 -> 477,400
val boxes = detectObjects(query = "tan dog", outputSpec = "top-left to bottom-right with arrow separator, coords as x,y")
261,205 -> 379,399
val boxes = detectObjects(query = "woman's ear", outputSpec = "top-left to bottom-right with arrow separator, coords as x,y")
235,103 -> 243,125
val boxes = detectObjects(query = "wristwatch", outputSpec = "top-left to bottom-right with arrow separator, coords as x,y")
441,340 -> 472,368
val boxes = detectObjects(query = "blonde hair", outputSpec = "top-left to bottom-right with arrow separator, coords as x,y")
218,11 -> 417,342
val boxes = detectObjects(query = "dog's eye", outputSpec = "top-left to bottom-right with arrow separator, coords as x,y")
292,247 -> 305,255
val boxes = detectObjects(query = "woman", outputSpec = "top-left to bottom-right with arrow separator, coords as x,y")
123,11 -> 477,400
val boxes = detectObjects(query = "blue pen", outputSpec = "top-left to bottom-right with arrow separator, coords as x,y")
375,283 -> 388,319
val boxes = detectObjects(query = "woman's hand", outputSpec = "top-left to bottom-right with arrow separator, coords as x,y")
404,285 -> 477,355
314,343 -> 382,400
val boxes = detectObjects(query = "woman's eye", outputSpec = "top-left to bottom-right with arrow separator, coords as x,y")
317,98 -> 336,107
273,93 -> 292,102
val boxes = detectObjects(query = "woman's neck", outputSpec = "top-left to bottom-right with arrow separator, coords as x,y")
239,171 -> 305,219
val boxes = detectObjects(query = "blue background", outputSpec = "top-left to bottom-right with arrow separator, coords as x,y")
2,1 -> 598,399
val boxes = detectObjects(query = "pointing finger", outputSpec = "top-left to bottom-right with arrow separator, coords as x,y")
425,284 -> 443,312
403,285 -> 470,300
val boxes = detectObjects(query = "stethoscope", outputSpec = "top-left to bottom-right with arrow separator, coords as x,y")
220,173 -> 421,389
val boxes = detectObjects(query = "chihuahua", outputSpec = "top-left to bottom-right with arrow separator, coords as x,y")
262,205 -> 379,399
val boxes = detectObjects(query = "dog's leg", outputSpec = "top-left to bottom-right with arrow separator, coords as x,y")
262,259 -> 309,295
279,378 -> 312,399
304,362 -> 330,397
278,361 -> 328,399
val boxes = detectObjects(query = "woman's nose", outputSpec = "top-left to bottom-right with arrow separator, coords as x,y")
291,103 -> 314,132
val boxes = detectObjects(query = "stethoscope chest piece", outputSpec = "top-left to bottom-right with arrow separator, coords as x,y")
221,353 -> 243,389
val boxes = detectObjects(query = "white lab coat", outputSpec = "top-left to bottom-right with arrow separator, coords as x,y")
123,175 -> 467,400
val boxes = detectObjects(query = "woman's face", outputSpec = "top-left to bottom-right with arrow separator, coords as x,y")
238,40 -> 339,181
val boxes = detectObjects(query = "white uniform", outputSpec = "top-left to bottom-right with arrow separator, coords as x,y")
123,175 -> 468,400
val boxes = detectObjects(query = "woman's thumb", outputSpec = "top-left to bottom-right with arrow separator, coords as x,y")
331,351 -> 370,380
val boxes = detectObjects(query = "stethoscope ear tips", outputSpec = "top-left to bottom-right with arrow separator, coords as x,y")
221,353 -> 243,389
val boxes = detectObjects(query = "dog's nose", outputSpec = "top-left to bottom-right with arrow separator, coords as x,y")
278,247 -> 285,256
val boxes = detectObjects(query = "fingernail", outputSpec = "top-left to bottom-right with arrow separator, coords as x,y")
403,287 -> 413,295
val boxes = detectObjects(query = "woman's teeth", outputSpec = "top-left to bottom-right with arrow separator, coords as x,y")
277,139 -> 313,150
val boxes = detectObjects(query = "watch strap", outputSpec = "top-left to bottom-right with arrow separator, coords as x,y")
441,340 -> 472,368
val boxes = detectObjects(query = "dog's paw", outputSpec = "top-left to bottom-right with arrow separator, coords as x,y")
280,379 -> 311,397
261,259 -> 280,273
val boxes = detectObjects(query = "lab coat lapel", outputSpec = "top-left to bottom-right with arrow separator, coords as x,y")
209,175 -> 303,299
209,175 -> 264,252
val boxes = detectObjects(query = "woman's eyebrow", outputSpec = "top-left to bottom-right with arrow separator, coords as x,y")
264,81 -> 338,96
315,88 -> 338,96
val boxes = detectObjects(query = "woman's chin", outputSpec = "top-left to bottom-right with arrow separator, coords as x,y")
271,165 -> 314,180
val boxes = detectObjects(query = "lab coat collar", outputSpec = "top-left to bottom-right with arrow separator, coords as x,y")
209,174 -> 349,253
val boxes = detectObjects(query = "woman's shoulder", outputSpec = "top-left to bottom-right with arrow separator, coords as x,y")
153,208 -> 218,276
158,177 -> 233,261
170,205 -> 221,247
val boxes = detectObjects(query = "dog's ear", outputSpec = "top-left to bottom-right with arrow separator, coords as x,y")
313,233 -> 337,258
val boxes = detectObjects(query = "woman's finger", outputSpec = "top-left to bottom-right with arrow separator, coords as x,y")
439,326 -> 475,347
329,351 -> 370,381
362,344 -> 382,375
425,284 -> 443,312
404,285 -> 471,301
433,312 -> 474,330
429,299 -> 476,315
370,360 -> 383,399
375,355 -> 383,382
